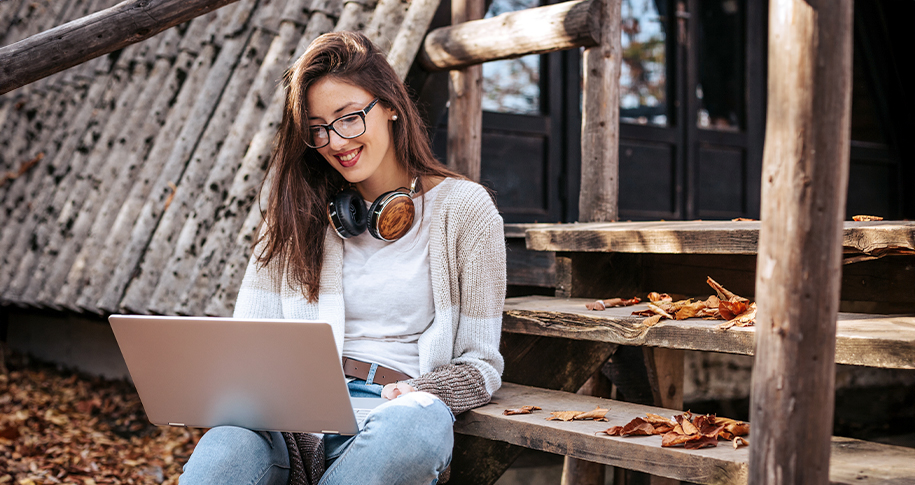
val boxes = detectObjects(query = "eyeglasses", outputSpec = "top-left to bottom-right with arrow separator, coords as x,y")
305,98 -> 379,149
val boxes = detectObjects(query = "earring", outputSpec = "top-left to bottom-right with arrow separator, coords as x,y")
391,115 -> 398,121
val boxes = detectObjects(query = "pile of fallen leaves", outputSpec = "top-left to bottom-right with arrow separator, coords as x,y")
602,411 -> 749,450
501,404 -> 749,452
0,357 -> 203,485
587,277 -> 757,330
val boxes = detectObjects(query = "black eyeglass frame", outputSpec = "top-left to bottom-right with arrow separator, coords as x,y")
305,98 -> 380,149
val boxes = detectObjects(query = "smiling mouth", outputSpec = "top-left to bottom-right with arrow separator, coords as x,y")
336,147 -> 362,167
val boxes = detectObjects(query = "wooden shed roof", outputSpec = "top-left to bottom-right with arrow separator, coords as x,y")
0,0 -> 438,316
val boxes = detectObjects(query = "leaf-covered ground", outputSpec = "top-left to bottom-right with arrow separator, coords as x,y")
1,355 -> 203,484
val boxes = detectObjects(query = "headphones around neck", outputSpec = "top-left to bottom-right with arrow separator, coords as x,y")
327,177 -> 418,242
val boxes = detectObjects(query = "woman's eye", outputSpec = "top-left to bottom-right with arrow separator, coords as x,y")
337,115 -> 360,126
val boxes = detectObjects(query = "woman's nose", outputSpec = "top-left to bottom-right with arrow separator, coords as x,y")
328,129 -> 348,150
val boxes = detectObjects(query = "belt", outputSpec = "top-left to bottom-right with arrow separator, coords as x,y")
342,357 -> 411,386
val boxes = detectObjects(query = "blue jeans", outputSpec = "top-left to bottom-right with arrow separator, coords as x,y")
180,380 -> 455,485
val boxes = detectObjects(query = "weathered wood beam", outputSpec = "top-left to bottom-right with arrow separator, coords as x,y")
0,0 -> 240,95
750,0 -> 854,483
578,0 -> 621,222
445,0 -> 484,181
419,0 -> 600,71
386,0 -> 444,80
564,0 -> 621,481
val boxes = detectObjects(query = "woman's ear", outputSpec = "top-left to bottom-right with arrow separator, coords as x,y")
379,102 -> 398,122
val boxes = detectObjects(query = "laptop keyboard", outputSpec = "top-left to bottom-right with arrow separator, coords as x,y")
354,408 -> 371,427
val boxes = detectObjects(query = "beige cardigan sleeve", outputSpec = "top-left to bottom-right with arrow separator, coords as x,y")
407,186 -> 506,414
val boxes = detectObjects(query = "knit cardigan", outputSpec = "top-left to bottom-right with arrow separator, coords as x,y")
233,178 -> 507,485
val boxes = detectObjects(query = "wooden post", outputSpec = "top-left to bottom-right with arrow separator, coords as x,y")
750,0 -> 854,483
643,347 -> 683,485
562,0 -> 622,481
446,0 -> 484,181
560,369 -> 613,485
578,0 -> 621,222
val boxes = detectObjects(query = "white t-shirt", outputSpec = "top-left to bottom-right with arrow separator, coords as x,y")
341,183 -> 441,378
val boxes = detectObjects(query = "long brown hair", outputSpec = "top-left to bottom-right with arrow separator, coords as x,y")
256,31 -> 461,302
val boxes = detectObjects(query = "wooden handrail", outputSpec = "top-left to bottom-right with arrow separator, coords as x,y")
0,0 -> 239,95
418,0 -> 600,71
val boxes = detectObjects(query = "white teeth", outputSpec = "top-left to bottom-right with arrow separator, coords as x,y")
338,148 -> 360,162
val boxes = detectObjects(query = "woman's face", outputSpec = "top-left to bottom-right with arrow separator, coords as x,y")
305,77 -> 402,198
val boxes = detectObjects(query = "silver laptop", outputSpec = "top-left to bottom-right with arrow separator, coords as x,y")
109,314 -> 385,435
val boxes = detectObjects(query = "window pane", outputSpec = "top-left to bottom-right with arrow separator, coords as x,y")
482,0 -> 541,115
697,0 -> 745,131
620,0 -> 668,126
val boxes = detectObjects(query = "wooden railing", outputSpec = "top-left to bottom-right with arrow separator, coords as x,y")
0,0 -> 239,95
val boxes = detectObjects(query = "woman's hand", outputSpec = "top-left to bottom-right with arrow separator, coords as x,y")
382,382 -> 417,400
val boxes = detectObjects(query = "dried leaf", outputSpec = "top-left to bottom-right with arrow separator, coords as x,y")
574,406 -> 609,421
601,426 -> 624,436
643,413 -> 677,427
647,303 -> 674,319
719,303 -> 757,329
718,300 -> 748,320
641,314 -> 663,327
852,215 -> 883,222
724,421 -> 750,437
696,307 -> 721,319
586,297 -> 640,311
676,414 -> 700,435
706,277 -> 747,302
647,292 -> 672,302
692,414 -> 712,432
547,411 -> 582,422
586,300 -> 605,311
684,434 -> 719,449
0,425 -> 20,440
503,405 -> 541,416
733,436 -> 749,449
674,300 -> 711,320
620,417 -> 656,436
662,431 -> 693,447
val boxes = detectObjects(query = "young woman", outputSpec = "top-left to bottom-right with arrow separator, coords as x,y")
179,31 -> 506,485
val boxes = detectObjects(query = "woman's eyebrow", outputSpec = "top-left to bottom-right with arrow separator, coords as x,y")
308,101 -> 365,122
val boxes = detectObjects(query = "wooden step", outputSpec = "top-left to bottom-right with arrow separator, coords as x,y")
523,220 -> 915,257
454,382 -> 915,485
503,296 -> 915,369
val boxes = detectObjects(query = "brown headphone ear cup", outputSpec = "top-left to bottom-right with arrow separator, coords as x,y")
367,191 -> 415,241
328,188 -> 367,238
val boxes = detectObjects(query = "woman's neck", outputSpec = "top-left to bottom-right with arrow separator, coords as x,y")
355,167 -> 413,201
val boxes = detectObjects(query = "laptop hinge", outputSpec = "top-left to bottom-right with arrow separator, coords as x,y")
321,430 -> 338,434
169,423 -> 186,427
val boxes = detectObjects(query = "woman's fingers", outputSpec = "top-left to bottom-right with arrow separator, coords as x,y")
381,382 -> 417,400
382,383 -> 400,400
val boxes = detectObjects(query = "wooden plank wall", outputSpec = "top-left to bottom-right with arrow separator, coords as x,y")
0,0 -> 441,316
